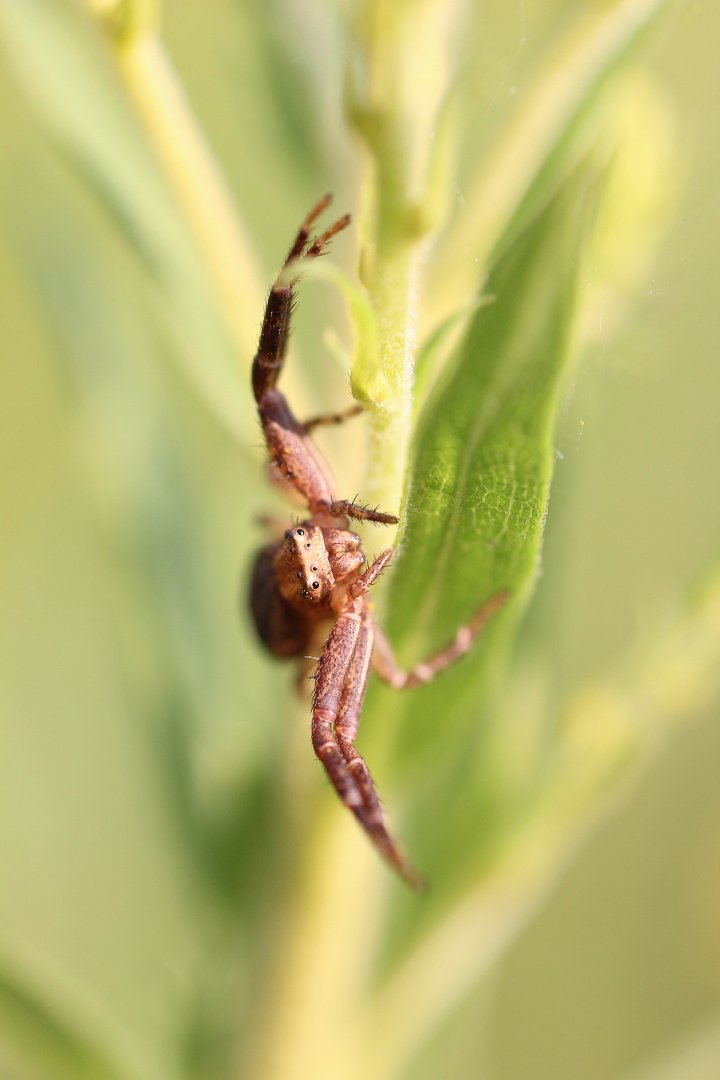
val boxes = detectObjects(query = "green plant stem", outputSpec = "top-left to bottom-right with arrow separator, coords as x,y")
248,804 -> 387,1080
86,0 -> 264,360
362,242 -> 418,515
362,569 -> 720,1075
247,7 -> 461,1076
347,0 -> 459,516
353,130 -> 421,519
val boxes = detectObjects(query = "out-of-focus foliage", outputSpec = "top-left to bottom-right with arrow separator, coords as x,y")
0,2 -> 719,1080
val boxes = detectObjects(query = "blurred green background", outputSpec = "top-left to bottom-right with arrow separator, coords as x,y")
0,1 -> 719,1079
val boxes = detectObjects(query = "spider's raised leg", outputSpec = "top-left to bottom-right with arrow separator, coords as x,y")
251,198 -> 352,513
251,194 -> 342,404
372,591 -> 510,689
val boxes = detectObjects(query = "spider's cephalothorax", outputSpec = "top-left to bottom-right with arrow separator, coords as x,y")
248,196 -> 506,887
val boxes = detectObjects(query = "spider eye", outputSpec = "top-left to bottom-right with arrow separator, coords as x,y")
311,565 -> 318,572
296,572 -> 302,579
311,581 -> 319,590
296,528 -> 305,536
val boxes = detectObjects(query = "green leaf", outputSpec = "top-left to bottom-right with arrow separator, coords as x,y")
393,162 -> 600,643
365,156 -> 604,942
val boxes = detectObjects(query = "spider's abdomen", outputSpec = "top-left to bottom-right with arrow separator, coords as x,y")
248,541 -> 314,658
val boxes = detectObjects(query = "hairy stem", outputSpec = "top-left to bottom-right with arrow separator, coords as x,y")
362,243 -> 418,516
347,0 -> 461,516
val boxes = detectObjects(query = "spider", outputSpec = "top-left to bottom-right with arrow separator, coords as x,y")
248,195 -> 507,888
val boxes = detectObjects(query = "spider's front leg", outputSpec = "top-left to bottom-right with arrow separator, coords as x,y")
311,551 -> 423,888
251,198 -> 398,526
251,196 -> 353,515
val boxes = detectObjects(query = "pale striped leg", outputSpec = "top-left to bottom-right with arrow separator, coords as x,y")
372,591 -> 509,689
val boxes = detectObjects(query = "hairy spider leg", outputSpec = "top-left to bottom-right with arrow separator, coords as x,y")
251,195 -> 348,405
371,591 -> 510,689
329,499 -> 399,526
311,551 -> 422,887
312,615 -> 369,829
251,200 -> 398,525
335,612 -> 424,889
306,213 -> 353,258
250,202 -> 352,514
285,192 -> 334,262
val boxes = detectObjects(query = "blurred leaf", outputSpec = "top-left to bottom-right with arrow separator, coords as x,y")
19,194 -> 287,906
617,1014 -> 720,1080
0,957 -> 143,1080
240,0 -> 330,186
0,0 -> 252,436
428,0 -> 669,327
368,568 -> 720,1077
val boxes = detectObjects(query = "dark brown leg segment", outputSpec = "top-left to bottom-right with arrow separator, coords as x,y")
251,195 -> 351,404
372,591 -> 509,688
251,198 -> 355,511
302,403 -> 363,434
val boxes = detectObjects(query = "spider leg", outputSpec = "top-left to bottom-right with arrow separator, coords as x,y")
302,403 -> 364,434
334,609 -> 373,747
306,214 -> 353,257
312,550 -> 422,887
372,591 -> 510,688
251,202 -> 392,521
311,613 -> 369,824
284,193 -> 334,264
335,611 -> 424,889
347,548 -> 394,596
252,196 -> 351,405
251,199 -> 354,515
330,499 -> 399,526
254,512 -> 291,532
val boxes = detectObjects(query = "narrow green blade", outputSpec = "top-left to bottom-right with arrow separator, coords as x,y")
368,158 -> 603,917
